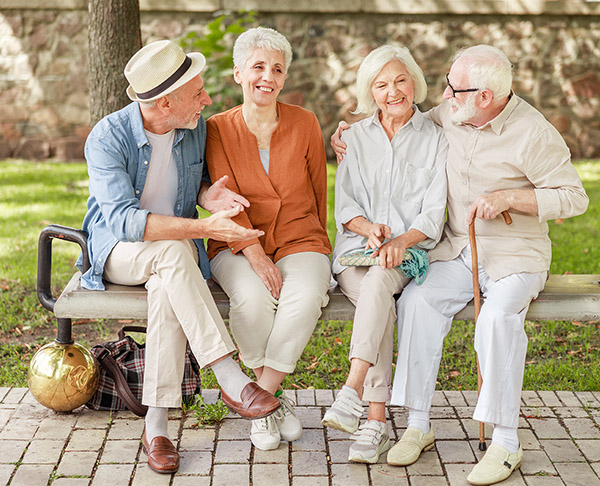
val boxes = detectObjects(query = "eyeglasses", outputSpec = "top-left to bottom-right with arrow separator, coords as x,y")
445,73 -> 480,97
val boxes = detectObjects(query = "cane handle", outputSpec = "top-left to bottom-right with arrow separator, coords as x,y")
501,211 -> 512,225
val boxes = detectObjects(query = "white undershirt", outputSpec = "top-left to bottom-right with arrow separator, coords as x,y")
140,129 -> 177,217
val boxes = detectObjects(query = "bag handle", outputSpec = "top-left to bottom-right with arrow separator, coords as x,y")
96,346 -> 148,417
117,325 -> 147,340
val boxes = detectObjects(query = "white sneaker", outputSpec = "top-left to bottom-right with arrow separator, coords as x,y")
250,415 -> 280,451
348,420 -> 391,464
274,393 -> 302,442
321,385 -> 364,434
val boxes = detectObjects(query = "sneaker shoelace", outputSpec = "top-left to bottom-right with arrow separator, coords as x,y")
274,393 -> 297,421
254,415 -> 276,431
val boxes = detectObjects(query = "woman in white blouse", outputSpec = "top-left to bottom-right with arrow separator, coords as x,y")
321,45 -> 448,464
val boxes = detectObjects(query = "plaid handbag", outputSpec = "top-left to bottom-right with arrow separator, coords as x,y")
86,326 -> 201,416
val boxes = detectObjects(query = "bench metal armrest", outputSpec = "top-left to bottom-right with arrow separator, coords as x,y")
37,225 -> 89,313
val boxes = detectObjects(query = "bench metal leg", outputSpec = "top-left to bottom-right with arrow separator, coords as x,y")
56,318 -> 74,345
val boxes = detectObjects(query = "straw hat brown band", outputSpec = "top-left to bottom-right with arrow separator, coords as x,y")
124,40 -> 206,103
135,55 -> 192,100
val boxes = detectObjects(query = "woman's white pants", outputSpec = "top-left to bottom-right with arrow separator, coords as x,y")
210,250 -> 331,374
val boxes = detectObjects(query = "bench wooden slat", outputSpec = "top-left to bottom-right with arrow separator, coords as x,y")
54,273 -> 600,322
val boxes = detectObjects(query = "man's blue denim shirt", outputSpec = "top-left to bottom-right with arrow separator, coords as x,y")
78,102 -> 211,290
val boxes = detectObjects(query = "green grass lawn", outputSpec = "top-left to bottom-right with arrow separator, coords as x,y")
0,159 -> 598,391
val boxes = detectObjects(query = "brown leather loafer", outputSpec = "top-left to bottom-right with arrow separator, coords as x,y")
142,432 -> 179,474
221,382 -> 281,419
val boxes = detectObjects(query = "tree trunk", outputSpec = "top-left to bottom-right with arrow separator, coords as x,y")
88,0 -> 141,127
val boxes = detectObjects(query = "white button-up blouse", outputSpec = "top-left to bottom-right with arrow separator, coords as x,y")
332,106 -> 449,275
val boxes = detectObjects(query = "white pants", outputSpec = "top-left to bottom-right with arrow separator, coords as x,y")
104,239 -> 236,408
210,250 -> 331,373
391,245 -> 546,428
336,266 -> 409,403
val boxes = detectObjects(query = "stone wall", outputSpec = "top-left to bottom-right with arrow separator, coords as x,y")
1,1 -> 599,160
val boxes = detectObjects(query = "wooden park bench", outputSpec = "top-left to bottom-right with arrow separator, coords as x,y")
37,225 -> 600,345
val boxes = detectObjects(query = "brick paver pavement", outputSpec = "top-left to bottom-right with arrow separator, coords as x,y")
0,388 -> 599,485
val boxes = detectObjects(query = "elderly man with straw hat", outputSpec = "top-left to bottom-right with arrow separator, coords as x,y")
80,40 -> 281,474
332,44 -> 588,485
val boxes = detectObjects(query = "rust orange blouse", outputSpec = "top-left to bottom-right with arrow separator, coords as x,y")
205,102 -> 332,262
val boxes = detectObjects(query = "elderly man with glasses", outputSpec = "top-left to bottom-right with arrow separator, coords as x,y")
331,44 -> 588,485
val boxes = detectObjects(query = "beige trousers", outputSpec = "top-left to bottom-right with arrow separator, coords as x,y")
336,266 -> 409,403
210,250 -> 331,373
104,239 -> 236,408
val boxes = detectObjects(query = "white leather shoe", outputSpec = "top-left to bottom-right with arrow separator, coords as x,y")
321,385 -> 363,434
387,427 -> 435,466
274,393 -> 302,442
250,415 -> 281,451
467,444 -> 523,485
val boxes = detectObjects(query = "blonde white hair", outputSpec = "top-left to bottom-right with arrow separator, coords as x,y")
453,45 -> 513,99
233,27 -> 293,73
354,44 -> 427,115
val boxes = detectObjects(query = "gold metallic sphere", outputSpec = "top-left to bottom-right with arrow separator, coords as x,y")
28,341 -> 99,412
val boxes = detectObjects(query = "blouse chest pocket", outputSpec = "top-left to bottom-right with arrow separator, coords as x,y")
398,162 -> 434,204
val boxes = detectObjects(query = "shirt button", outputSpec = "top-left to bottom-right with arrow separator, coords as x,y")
465,155 -> 469,161
135,189 -> 140,194
463,181 -> 467,185
144,160 -> 148,165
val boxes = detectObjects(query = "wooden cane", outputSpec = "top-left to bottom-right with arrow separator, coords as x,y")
469,210 -> 512,451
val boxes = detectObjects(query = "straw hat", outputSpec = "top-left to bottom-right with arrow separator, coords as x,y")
124,40 -> 206,103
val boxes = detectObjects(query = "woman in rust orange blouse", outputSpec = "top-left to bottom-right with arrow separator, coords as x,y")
205,27 -> 331,451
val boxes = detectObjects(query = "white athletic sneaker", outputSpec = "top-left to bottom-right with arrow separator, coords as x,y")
250,415 -> 281,451
321,385 -> 364,434
348,420 -> 391,464
274,393 -> 302,442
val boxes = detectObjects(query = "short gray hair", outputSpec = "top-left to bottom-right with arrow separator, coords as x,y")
138,99 -> 156,108
453,45 -> 513,99
233,27 -> 293,73
354,44 -> 427,115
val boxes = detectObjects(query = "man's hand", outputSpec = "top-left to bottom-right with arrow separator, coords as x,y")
243,244 -> 283,299
205,205 -> 263,242
466,191 -> 512,225
365,223 -> 391,252
198,176 -> 250,213
467,189 -> 538,225
330,121 -> 350,164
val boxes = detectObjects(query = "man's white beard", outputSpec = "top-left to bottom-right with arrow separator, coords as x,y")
450,95 -> 478,124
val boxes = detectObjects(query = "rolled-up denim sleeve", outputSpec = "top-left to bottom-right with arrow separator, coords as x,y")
85,135 -> 150,242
